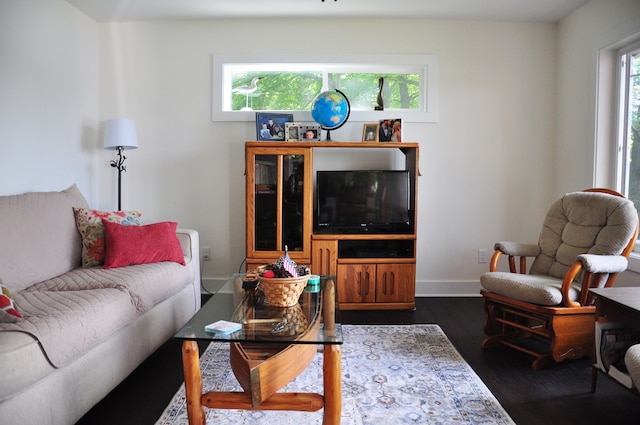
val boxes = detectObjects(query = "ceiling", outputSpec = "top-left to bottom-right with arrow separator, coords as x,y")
67,0 -> 591,23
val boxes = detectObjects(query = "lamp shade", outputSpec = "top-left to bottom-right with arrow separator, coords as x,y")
103,119 -> 138,150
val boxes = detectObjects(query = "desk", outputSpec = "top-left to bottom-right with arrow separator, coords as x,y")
174,274 -> 343,424
590,287 -> 640,393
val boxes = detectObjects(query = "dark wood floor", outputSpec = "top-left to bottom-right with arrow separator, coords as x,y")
76,297 -> 640,425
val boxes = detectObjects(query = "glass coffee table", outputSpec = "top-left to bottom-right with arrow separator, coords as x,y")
174,274 -> 343,425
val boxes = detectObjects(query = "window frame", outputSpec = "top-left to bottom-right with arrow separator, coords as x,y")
610,37 -> 640,260
211,53 -> 438,123
615,41 -> 640,199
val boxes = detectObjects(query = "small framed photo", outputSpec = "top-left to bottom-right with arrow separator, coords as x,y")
362,123 -> 379,142
300,125 -> 321,141
285,122 -> 302,141
378,118 -> 402,142
256,112 -> 294,141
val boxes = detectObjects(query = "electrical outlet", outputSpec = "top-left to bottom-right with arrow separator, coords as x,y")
201,247 -> 211,261
478,249 -> 488,264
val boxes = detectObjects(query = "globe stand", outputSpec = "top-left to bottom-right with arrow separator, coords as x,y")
324,129 -> 332,142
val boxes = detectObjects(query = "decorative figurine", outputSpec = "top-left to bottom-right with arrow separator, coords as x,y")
375,77 -> 384,111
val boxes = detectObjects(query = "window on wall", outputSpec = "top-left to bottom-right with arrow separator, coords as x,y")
212,54 -> 438,123
616,43 -> 640,209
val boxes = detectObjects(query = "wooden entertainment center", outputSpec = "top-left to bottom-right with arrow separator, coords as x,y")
245,141 -> 419,310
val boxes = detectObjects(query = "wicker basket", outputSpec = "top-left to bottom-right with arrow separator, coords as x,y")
258,273 -> 310,307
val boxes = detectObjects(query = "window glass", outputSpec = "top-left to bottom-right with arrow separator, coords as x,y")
618,46 -> 640,208
213,54 -> 438,122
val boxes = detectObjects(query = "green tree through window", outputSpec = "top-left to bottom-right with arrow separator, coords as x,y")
622,48 -> 640,209
230,72 -> 420,112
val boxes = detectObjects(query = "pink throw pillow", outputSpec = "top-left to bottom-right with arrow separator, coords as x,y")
102,220 -> 186,269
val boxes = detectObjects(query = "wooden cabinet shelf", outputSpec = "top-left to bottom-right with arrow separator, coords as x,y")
245,141 -> 419,310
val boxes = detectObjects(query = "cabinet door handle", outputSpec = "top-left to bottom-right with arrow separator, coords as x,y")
365,272 -> 370,295
382,272 -> 395,295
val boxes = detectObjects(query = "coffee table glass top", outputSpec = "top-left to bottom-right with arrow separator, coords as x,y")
174,273 -> 342,345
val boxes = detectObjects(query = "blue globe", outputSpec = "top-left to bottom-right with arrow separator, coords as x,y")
311,90 -> 350,131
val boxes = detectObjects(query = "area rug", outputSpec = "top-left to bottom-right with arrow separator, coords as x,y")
156,325 -> 515,424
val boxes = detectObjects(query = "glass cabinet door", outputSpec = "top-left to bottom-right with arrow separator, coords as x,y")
254,155 -> 278,251
247,147 -> 311,261
281,154 -> 305,252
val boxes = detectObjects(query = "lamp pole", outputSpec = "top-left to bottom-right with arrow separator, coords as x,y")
103,119 -> 138,211
109,146 -> 127,211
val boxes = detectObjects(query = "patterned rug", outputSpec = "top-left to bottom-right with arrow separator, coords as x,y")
156,325 -> 515,424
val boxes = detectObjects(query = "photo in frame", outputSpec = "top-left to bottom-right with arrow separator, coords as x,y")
256,112 -> 294,141
285,122 -> 302,141
378,118 -> 402,142
300,125 -> 321,141
362,123 -> 379,142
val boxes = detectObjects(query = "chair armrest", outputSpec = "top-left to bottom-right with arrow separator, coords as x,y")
490,242 -> 540,272
577,254 -> 629,274
494,242 -> 540,257
561,254 -> 629,307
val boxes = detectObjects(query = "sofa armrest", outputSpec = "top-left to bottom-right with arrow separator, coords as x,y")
176,228 -> 199,264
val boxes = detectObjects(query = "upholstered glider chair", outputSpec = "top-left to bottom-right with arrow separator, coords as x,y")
480,189 -> 638,369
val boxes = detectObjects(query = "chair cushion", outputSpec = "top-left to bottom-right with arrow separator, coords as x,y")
530,191 -> 637,281
480,271 -> 580,306
625,344 -> 640,389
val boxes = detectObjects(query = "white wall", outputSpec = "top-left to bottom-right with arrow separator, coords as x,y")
96,19 -> 558,293
556,0 -> 640,286
0,0 -> 98,201
3,0 -> 640,294
556,0 -> 640,194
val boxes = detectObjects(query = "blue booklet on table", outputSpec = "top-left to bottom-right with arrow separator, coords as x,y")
204,320 -> 242,334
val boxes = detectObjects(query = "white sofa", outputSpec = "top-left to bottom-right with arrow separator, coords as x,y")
0,185 -> 201,425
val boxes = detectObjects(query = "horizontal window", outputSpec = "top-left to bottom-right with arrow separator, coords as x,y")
212,54 -> 438,123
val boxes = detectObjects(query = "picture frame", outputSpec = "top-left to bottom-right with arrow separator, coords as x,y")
256,112 -> 294,141
378,118 -> 402,142
362,123 -> 379,142
300,125 -> 322,141
285,122 -> 302,141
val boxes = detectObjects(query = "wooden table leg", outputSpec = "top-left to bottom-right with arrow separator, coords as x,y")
323,343 -> 342,425
182,340 -> 206,425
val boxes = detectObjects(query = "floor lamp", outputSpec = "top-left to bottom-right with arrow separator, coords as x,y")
104,119 -> 138,211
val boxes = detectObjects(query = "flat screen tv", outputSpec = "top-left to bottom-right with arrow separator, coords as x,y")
315,170 -> 413,234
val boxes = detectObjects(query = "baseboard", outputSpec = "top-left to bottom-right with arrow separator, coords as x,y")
201,276 -> 482,297
200,277 -> 228,294
415,280 -> 482,297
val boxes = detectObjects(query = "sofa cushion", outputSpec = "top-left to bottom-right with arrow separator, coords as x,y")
73,208 -> 142,267
0,282 -> 22,322
0,184 -> 89,293
0,331 -> 55,401
102,221 -> 186,269
0,286 -> 138,367
0,260 -> 195,366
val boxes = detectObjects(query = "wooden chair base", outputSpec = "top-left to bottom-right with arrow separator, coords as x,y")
481,290 -> 595,369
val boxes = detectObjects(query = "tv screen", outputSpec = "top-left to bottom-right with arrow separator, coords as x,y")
315,170 -> 412,234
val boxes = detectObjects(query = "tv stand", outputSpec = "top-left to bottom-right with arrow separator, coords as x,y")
312,234 -> 416,310
245,141 -> 419,310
